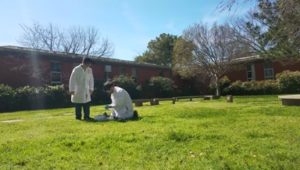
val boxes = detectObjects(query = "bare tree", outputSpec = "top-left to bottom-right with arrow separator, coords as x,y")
173,23 -> 250,96
19,23 -> 114,58
230,0 -> 300,58
19,23 -> 62,52
217,0 -> 254,11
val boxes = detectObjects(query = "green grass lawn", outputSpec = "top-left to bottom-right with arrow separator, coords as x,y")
0,96 -> 299,169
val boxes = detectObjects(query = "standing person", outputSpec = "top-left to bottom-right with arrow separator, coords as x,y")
103,80 -> 137,120
69,57 -> 94,120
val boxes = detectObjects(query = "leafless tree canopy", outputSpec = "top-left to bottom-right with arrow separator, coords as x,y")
173,23 -> 251,95
229,0 -> 300,58
19,23 -> 114,58
218,0 -> 297,14
217,0 -> 253,12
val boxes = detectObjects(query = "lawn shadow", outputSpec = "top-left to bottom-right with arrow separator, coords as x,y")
81,116 -> 143,123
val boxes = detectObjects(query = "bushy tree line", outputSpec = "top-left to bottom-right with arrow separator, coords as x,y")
0,76 -> 176,112
210,71 -> 300,95
135,0 -> 299,96
19,23 -> 114,58
0,85 -> 70,112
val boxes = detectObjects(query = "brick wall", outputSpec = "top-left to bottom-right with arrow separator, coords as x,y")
0,47 -> 172,87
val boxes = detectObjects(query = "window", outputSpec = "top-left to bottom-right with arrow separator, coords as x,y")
264,62 -> 274,80
51,72 -> 61,83
247,64 -> 255,81
51,62 -> 61,84
159,70 -> 164,77
119,67 -> 126,75
104,65 -> 112,80
131,68 -> 137,81
73,63 -> 80,68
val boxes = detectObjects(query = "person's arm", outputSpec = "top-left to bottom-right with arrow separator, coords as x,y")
109,92 -> 125,108
69,69 -> 77,95
105,94 -> 115,110
89,68 -> 94,95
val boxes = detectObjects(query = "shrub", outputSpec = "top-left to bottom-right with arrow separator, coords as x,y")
209,76 -> 231,95
0,85 -> 72,112
113,75 -> 141,99
0,84 -> 15,112
15,86 -> 41,110
14,85 -> 71,110
258,80 -> 280,94
44,85 -> 70,108
91,80 -> 109,105
276,70 -> 300,93
144,76 -> 175,98
223,80 -> 279,95
223,81 -> 243,95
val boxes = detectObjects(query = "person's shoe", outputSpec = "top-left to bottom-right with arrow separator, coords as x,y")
103,112 -> 108,117
133,110 -> 139,119
76,117 -> 82,120
84,117 -> 94,121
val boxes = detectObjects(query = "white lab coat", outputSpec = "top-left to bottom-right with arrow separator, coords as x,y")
109,86 -> 133,119
69,65 -> 94,103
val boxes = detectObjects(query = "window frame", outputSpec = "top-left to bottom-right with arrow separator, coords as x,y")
50,61 -> 62,85
263,62 -> 274,80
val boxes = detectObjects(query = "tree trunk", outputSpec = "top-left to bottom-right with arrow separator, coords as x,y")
215,75 -> 220,96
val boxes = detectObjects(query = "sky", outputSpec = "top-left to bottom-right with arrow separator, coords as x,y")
0,0 -> 255,61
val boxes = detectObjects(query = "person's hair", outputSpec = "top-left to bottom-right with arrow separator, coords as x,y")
82,57 -> 93,65
103,80 -> 115,91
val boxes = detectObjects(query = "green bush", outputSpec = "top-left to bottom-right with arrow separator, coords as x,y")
0,84 -> 15,112
209,76 -> 231,95
14,86 -> 40,110
44,85 -> 71,108
14,85 -> 71,110
0,85 -> 72,112
113,75 -> 141,99
223,81 -> 243,95
144,76 -> 175,98
91,80 -> 109,105
223,71 -> 300,95
276,70 -> 300,93
223,80 -> 279,95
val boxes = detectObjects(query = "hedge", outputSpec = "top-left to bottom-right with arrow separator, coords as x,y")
223,80 -> 279,95
0,76 -> 177,112
0,85 -> 71,112
223,71 -> 300,95
276,70 -> 300,94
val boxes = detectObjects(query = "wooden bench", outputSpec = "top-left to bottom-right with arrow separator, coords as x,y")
150,98 -> 159,105
278,95 -> 300,106
203,95 -> 220,100
133,98 -> 161,106
132,95 -> 215,107
133,99 -> 150,107
226,95 -> 233,103
176,96 -> 202,101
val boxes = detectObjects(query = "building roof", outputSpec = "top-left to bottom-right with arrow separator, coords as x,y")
0,45 -> 170,69
231,55 -> 263,64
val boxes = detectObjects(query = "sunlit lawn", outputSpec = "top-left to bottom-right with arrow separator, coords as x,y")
0,96 -> 299,169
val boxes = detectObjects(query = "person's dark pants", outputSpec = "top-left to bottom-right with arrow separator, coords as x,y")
75,102 -> 90,120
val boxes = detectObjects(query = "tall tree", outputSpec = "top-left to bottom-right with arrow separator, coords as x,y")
19,22 -> 114,58
173,23 -> 249,96
221,0 -> 300,58
19,23 -> 62,51
135,33 -> 177,66
172,37 -> 197,78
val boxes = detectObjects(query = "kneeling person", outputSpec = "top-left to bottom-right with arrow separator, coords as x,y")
104,80 -> 135,120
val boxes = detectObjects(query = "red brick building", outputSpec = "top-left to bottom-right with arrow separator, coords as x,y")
226,55 -> 300,82
0,46 -> 172,87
